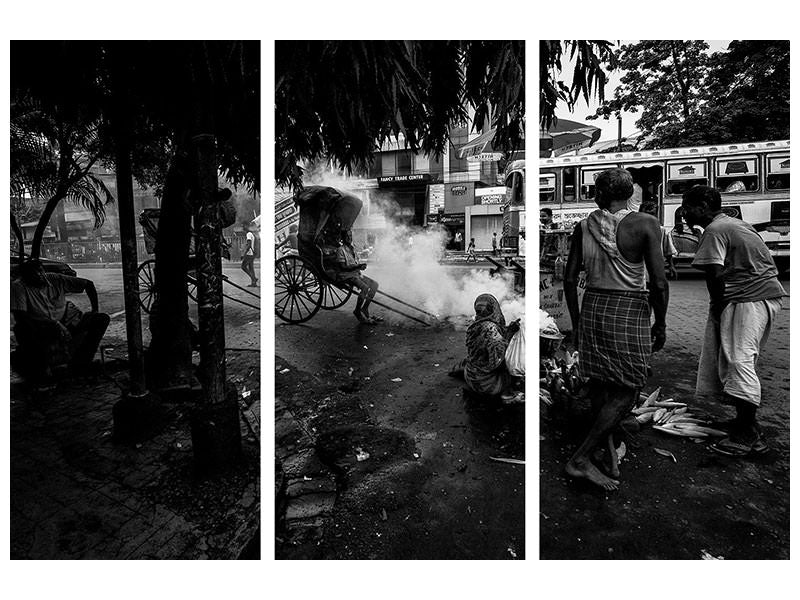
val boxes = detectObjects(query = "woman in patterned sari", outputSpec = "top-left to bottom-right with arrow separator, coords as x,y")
462,294 -> 520,397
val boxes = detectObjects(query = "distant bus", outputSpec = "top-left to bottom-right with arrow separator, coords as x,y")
539,140 -> 789,271
502,159 -> 525,254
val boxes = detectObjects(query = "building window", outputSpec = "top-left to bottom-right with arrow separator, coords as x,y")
449,127 -> 469,175
397,150 -> 412,175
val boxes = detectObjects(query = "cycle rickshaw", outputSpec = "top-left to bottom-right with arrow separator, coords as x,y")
136,208 -> 260,314
274,186 -> 434,325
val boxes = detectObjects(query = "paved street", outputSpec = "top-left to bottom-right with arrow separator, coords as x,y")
540,273 -> 790,560
10,261 -> 261,559
275,263 -> 525,559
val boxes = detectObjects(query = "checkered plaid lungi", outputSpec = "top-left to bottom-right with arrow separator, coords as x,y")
579,288 -> 651,389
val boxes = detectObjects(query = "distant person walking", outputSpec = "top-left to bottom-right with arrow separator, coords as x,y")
682,185 -> 787,457
492,232 -> 498,256
241,222 -> 259,287
467,238 -> 477,263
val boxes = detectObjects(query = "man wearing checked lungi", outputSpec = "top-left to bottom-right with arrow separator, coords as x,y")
682,186 -> 786,457
564,168 -> 668,490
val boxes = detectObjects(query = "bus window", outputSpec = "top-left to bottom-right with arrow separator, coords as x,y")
666,161 -> 707,196
716,157 -> 759,193
539,173 -> 555,204
563,167 -> 577,202
505,170 -> 524,205
580,168 -> 605,201
767,155 -> 790,191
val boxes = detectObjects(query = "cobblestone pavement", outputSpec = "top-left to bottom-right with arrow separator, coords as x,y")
10,361 -> 260,559
541,274 -> 790,560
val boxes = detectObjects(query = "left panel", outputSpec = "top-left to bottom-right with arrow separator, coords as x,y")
10,41 -> 261,559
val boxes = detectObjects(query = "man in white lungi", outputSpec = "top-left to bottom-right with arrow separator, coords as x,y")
682,186 -> 786,457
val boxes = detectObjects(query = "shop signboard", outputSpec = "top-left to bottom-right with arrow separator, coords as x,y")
475,186 -> 507,205
377,173 -> 431,187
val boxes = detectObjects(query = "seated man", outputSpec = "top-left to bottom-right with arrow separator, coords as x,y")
330,230 -> 381,323
11,259 -> 110,386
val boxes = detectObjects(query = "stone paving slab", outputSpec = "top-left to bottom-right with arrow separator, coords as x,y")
10,366 -> 260,560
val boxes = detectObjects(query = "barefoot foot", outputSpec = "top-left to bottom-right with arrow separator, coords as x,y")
565,459 -> 620,491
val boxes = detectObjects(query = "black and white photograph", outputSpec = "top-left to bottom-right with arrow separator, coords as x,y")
274,40 -> 526,559
9,40 -> 261,559
539,40 -> 790,559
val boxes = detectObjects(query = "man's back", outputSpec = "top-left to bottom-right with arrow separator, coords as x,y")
693,214 -> 785,303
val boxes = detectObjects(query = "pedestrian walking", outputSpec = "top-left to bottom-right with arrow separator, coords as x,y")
564,168 -> 668,490
241,221 -> 259,287
681,185 -> 787,457
467,238 -> 477,262
491,232 -> 498,256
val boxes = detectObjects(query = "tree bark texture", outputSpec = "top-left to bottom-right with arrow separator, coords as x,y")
114,123 -> 147,396
148,149 -> 195,391
192,130 -> 227,404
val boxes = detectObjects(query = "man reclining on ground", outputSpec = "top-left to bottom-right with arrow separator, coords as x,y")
11,259 -> 110,389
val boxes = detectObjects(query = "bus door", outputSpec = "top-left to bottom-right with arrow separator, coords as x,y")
625,163 -> 664,215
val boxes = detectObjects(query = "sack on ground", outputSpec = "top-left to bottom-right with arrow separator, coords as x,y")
505,326 -> 525,377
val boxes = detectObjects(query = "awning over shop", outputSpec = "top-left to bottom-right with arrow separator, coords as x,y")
539,118 -> 601,157
456,128 -> 505,162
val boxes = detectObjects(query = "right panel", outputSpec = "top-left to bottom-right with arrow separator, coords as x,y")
539,39 -> 790,560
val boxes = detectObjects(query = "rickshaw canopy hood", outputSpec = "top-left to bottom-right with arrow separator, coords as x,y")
295,186 -> 363,248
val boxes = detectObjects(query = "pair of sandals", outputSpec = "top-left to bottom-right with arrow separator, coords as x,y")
708,419 -> 769,457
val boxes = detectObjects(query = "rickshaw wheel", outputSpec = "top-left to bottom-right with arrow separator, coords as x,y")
275,255 -> 323,324
137,259 -> 157,314
320,282 -> 353,310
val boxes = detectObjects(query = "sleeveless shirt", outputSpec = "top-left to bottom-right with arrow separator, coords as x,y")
581,209 -> 646,291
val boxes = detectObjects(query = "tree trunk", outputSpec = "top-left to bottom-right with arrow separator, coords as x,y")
192,132 -> 227,403
113,106 -> 147,397
31,189 -> 67,259
147,147 -> 195,393
11,212 -> 25,265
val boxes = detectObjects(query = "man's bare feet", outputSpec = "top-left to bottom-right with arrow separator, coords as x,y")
353,309 -> 369,323
565,458 -> 620,491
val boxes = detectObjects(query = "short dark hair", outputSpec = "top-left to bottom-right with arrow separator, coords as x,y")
682,185 -> 721,211
595,168 -> 633,207
540,207 -> 553,217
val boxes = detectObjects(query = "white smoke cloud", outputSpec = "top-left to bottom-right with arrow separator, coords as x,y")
300,169 -> 525,325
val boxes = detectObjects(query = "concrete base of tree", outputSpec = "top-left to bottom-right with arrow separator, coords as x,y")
112,391 -> 164,443
191,388 -> 242,474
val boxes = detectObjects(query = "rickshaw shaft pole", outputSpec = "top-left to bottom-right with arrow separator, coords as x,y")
375,290 -> 437,318
370,299 -> 430,326
222,277 -> 261,299
223,294 -> 260,310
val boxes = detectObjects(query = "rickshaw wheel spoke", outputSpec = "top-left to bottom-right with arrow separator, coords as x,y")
275,256 -> 322,324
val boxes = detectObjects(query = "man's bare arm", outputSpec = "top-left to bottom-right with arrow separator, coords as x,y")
563,224 -> 583,336
700,264 -> 726,319
641,218 -> 668,350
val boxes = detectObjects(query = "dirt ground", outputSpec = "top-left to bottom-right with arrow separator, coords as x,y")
275,275 -> 525,559
540,276 -> 790,560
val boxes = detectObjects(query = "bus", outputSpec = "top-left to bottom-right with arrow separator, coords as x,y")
539,140 -> 790,272
502,159 -> 526,255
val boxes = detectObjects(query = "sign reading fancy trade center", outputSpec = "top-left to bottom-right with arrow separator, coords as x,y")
377,174 -> 432,187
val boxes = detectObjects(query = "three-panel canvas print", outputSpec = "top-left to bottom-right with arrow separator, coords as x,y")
7,39 -> 789,562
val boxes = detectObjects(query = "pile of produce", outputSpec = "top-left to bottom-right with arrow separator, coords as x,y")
633,387 -> 727,439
